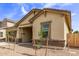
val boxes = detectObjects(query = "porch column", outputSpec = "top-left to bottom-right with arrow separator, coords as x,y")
64,35 -> 67,49
16,27 -> 21,42
64,40 -> 67,49
20,27 -> 23,43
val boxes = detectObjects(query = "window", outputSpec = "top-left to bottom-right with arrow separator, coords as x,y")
0,32 -> 3,37
41,22 -> 50,38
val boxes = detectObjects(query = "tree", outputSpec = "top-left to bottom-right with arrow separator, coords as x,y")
33,29 -> 48,56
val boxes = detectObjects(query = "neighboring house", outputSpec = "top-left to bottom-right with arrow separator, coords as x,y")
15,8 -> 71,47
0,18 -> 15,41
6,26 -> 17,42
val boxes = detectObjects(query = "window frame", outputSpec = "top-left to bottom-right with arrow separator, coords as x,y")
40,21 -> 51,39
0,32 -> 3,37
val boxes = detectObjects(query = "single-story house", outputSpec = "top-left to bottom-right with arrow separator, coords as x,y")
6,26 -> 17,42
0,18 -> 15,41
15,8 -> 71,47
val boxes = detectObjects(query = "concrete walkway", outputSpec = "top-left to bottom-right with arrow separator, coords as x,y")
0,42 -> 9,46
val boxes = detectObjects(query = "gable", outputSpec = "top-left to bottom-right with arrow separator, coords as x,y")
19,13 -> 34,26
15,9 -> 41,27
33,11 -> 64,23
29,8 -> 71,32
19,11 -> 40,26
6,21 -> 15,27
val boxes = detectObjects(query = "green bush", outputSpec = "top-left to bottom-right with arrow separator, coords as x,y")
73,30 -> 79,33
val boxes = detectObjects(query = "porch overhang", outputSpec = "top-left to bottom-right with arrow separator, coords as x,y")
6,27 -> 17,32
18,24 -> 32,28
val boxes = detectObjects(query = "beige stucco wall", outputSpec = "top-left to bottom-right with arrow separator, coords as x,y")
33,12 -> 67,40
19,12 -> 38,26
64,20 -> 69,40
16,11 -> 69,42
19,14 -> 33,25
16,28 -> 20,39
7,22 -> 15,27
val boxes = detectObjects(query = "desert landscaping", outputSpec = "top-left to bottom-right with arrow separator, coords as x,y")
0,4 -> 79,56
0,42 -> 79,56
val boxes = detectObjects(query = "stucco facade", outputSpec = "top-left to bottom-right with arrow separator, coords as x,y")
15,8 -> 71,46
7,22 -> 14,27
0,18 -> 15,41
16,14 -> 33,42
16,9 -> 40,42
33,12 -> 65,40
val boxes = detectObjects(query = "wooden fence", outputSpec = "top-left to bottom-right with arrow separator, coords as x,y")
67,33 -> 79,47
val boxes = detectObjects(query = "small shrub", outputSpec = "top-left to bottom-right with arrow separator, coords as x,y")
73,30 -> 79,33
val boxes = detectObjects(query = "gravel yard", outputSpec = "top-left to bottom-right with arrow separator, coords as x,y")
0,42 -> 79,56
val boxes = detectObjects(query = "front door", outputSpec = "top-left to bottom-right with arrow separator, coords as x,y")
22,27 -> 32,43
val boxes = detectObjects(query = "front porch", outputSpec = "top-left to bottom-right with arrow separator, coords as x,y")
16,24 -> 33,43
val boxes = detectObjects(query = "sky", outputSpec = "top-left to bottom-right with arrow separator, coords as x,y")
0,3 -> 79,31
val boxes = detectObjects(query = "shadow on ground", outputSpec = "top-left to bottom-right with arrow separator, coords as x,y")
0,46 -> 14,51
17,43 -> 64,51
16,51 -> 34,56
17,43 -> 33,48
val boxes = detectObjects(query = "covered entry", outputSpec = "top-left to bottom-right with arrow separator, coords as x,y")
17,24 -> 32,43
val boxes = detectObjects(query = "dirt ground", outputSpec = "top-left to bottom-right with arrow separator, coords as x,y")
0,42 -> 79,56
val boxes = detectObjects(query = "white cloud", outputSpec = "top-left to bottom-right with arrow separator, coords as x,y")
17,3 -> 28,15
21,6 -> 28,15
61,3 -> 72,7
43,3 -> 57,8
42,3 -> 72,9
72,13 -> 77,16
